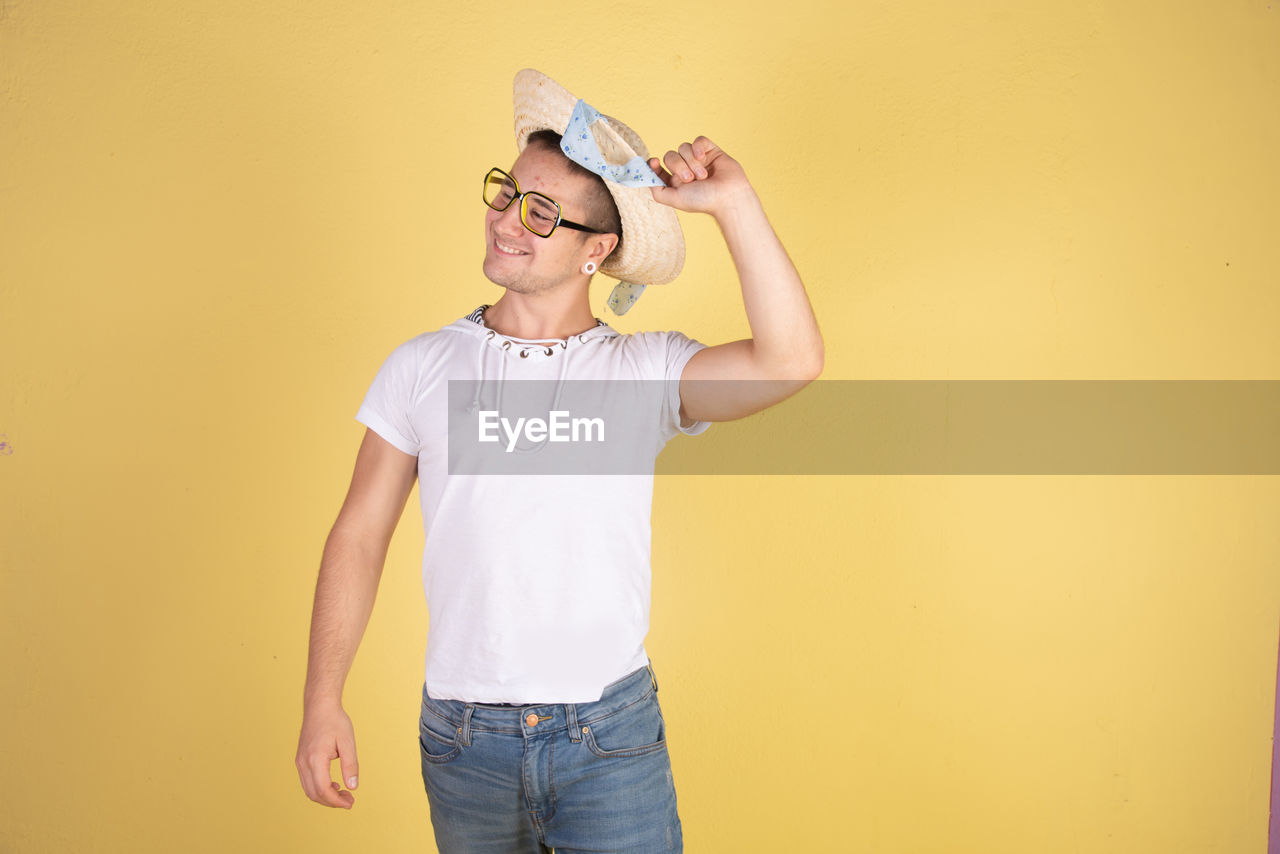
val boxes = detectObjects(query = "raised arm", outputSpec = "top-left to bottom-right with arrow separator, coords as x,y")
648,136 -> 824,424
295,428 -> 417,809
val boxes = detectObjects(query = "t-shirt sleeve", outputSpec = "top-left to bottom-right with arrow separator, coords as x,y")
662,330 -> 712,438
354,338 -> 422,456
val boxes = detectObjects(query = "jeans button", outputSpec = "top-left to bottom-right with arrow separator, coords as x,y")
525,713 -> 539,727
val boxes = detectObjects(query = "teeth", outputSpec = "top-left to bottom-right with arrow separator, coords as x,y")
495,239 -> 527,256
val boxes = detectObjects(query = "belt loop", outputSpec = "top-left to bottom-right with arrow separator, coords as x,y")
566,702 -> 581,742
647,660 -> 659,693
460,704 -> 475,746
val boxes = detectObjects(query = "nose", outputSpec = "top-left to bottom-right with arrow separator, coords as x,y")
492,200 -> 526,236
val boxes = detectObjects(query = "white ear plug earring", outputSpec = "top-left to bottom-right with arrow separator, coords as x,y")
582,261 -> 598,275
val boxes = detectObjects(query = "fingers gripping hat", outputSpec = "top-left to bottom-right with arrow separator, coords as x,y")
512,68 -> 685,315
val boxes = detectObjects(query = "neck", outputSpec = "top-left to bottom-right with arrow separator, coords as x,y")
484,287 -> 597,340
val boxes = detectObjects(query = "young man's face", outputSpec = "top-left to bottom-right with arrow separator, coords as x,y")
482,143 -> 609,296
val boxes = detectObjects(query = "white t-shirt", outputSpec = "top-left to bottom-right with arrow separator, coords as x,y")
355,306 -> 711,703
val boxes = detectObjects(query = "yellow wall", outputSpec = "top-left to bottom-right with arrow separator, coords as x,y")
2,1 -> 1277,851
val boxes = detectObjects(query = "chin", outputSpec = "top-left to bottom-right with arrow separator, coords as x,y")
482,259 -> 513,287
482,262 -> 532,294
481,256 -> 568,297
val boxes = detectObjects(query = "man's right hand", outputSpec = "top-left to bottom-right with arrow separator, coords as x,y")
295,702 -> 360,809
295,429 -> 417,809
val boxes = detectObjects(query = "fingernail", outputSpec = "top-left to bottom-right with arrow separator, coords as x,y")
348,776 -> 358,788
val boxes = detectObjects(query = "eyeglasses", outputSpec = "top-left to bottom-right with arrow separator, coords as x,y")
483,167 -> 606,239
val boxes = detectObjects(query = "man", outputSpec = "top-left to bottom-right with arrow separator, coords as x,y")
295,69 -> 823,852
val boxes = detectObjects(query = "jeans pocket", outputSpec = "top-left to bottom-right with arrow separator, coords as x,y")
582,691 -> 669,759
418,705 -> 462,765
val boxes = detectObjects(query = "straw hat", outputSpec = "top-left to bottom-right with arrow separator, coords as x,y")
512,68 -> 684,313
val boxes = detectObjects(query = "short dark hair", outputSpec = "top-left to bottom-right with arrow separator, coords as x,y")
525,129 -> 623,257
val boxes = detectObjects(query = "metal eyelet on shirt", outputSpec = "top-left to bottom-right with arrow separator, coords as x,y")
485,330 -> 496,340
520,349 -> 530,358
502,341 -> 512,351
544,347 -> 554,356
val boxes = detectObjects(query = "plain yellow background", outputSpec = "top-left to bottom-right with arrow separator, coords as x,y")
2,1 -> 1278,852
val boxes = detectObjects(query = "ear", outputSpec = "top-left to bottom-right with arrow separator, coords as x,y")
584,232 -> 619,263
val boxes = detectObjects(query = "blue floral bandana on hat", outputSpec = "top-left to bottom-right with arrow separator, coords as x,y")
558,98 -> 663,314
559,99 -> 664,189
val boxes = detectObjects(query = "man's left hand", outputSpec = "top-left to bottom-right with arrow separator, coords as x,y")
648,136 -> 754,217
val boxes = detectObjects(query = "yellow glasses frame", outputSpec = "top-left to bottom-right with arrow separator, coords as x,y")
483,167 -> 606,238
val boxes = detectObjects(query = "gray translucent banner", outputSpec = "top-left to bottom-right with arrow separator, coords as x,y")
448,380 -> 672,475
448,380 -> 1280,475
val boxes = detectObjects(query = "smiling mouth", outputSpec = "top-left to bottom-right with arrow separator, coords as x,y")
493,238 -> 528,257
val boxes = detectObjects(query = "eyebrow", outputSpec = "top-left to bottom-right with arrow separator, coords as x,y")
510,171 -> 591,218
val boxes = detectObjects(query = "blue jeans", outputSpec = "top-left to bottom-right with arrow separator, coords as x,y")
418,661 -> 683,853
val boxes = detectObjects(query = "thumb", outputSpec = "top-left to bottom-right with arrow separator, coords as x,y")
649,184 -> 680,209
338,733 -> 359,790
